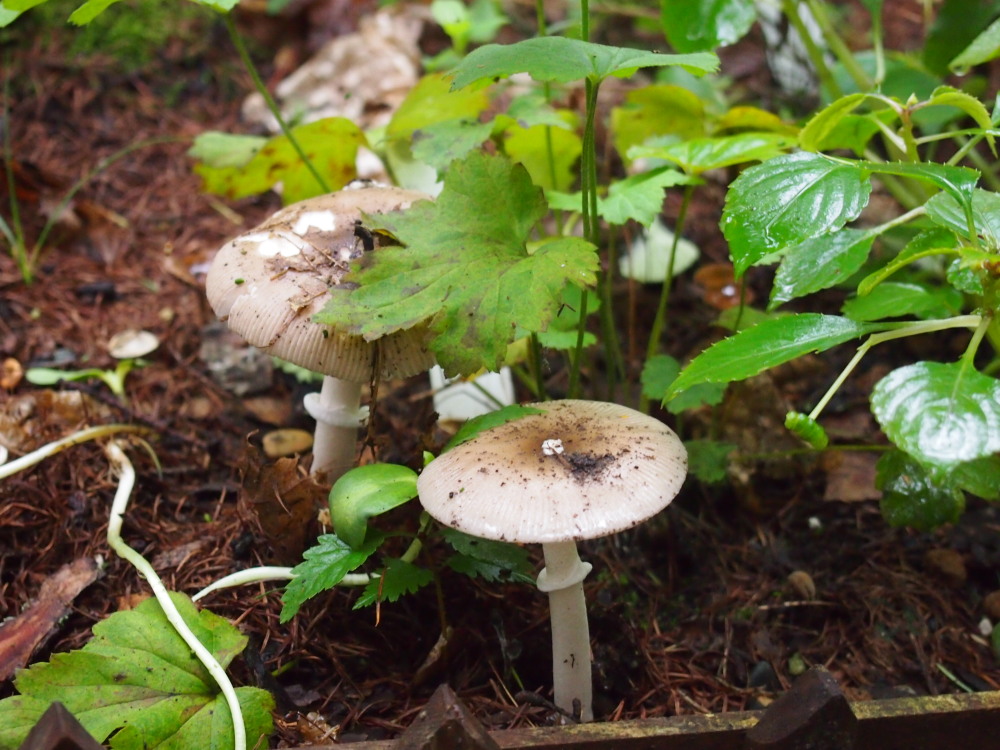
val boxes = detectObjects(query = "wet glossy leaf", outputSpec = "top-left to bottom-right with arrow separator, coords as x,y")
770,228 -> 876,308
842,281 -> 963,321
722,153 -> 872,276
665,314 -> 877,399
857,228 -> 960,296
872,362 -> 1000,469
950,17 -> 1000,71
660,0 -> 757,53
316,153 -> 599,375
876,450 -> 965,531
0,594 -> 273,749
953,455 -> 1000,500
330,464 -> 418,550
861,161 -> 979,209
281,534 -> 381,622
449,37 -> 718,89
799,93 -> 872,151
924,86 -> 995,152
926,189 -> 1000,250
630,132 -> 795,174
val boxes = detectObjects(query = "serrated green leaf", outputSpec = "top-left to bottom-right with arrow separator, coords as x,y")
441,527 -> 534,582
667,381 -> 727,414
443,404 -> 544,452
660,0 -> 757,53
315,153 -> 599,374
950,17 -> 1000,72
640,354 -> 681,401
799,94 -> 893,154
861,161 -> 979,209
876,450 -> 965,531
842,281 -> 963,321
353,558 -> 433,609
0,594 -> 273,750
610,85 -> 707,163
926,189 -> 1000,250
630,132 -> 795,174
504,118 -> 582,191
857,228 -> 960,296
721,152 -> 872,276
666,314 -> 877,399
330,464 -> 418,550
923,86 -> 995,153
770,228 -> 876,309
281,534 -> 381,622
449,37 -> 718,89
872,362 -> 1000,469
193,118 -> 366,205
684,439 -> 736,483
953,455 -> 1000,500
599,168 -> 696,226
412,118 -> 494,170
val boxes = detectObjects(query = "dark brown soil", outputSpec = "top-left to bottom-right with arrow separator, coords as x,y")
2,4 -> 999,747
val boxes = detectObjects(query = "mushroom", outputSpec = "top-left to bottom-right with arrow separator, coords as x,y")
416,399 -> 687,721
205,183 -> 435,481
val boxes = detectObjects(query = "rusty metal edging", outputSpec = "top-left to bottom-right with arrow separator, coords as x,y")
311,690 -> 1000,750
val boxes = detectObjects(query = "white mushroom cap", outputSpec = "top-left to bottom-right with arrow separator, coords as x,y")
205,184 -> 435,383
417,399 -> 688,544
107,329 -> 160,360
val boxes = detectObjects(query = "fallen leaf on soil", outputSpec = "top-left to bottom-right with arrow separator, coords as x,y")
0,557 -> 100,681
239,440 -> 325,564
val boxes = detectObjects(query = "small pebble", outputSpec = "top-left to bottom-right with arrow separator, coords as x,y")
983,590 -> 1000,620
924,548 -> 967,586
263,429 -> 313,458
788,570 -> 817,600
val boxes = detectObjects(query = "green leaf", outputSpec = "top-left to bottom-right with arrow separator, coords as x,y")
449,37 -> 718,89
926,189 -> 1000,250
871,361 -> 1000,469
857,228 -> 960,296
630,131 -> 795,174
666,381 -> 727,413
721,152 -> 872,276
923,86 -> 996,153
67,0 -> 120,24
441,527 -> 534,582
599,167 -> 696,226
660,0 -> 757,53
860,161 -> 979,208
799,93 -> 889,152
0,594 -> 273,750
684,439 -> 736,484
950,16 -> 1000,72
640,354 -> 681,401
714,105 -> 799,135
353,558 -> 434,609
842,281 -> 963,321
769,228 -> 876,309
329,464 -> 418,550
443,404 -> 545,452
504,118 -> 582,191
610,85 -> 707,163
315,153 -> 599,374
876,450 -> 965,531
953,455 -> 1000,501
924,0 -> 1000,74
280,534 -> 381,622
412,119 -> 494,170
193,118 -> 366,204
188,0 -> 239,10
0,4 -> 22,26
666,314 -> 877,399
388,73 -> 490,138
187,132 -> 266,169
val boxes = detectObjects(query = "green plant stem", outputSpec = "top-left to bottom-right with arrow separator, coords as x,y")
2,70 -> 27,280
780,0 -> 842,99
528,333 -> 546,399
223,14 -> 329,195
958,313 -> 992,374
807,315 -> 983,421
803,0 -> 872,92
639,183 -> 694,413
0,423 -> 150,480
103,442 -> 247,750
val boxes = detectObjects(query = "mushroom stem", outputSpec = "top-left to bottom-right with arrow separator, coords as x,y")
302,376 -> 368,482
537,540 -> 594,722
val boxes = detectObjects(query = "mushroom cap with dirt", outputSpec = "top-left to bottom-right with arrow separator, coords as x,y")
417,399 -> 688,721
205,183 -> 435,480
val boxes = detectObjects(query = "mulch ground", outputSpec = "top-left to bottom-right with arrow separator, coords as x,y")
2,4 -> 1000,746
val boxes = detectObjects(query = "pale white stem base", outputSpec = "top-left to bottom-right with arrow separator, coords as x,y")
537,540 -> 594,722
302,376 -> 368,482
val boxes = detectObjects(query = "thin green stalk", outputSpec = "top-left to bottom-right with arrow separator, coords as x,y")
780,0 -> 842,99
224,14 -> 329,195
3,62 -> 28,281
958,314 -> 992,374
639,184 -> 694,412
803,0 -> 872,92
0,423 -> 151,480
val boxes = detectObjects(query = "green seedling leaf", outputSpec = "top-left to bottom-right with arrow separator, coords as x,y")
640,354 -> 681,401
449,37 -> 718,89
187,132 -> 266,169
950,17 -> 1000,72
872,361 -> 1000,469
281,534 -> 381,622
953,455 -> 1000,501
0,594 -> 273,749
665,314 -> 877,399
631,132 -> 796,174
67,0 -> 120,24
610,85 -> 707,162
660,0 -> 757,53
353,558 -> 434,609
922,86 -> 996,153
316,152 -> 599,374
330,464 -> 418,550
861,161 -> 979,209
785,412 -> 829,449
721,152 -> 872,276
926,189 -> 1000,250
193,117 -> 366,204
842,281 -> 963,321
770,228 -> 876,309
600,168 -> 696,226
876,450 -> 965,531
799,93 -> 888,152
504,119 -> 582,191
857,228 -> 960,296
441,527 -> 534,583
443,404 -> 545,452
667,382 -> 727,413
684,439 -> 736,484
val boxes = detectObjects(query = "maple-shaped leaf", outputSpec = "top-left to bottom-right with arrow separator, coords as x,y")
0,593 -> 273,749
315,152 -> 599,375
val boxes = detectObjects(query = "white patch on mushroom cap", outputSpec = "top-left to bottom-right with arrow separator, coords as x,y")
293,210 -> 337,235
250,231 -> 308,258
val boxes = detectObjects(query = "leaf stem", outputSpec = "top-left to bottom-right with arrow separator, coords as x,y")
223,14 -> 329,195
0,424 -> 151,480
